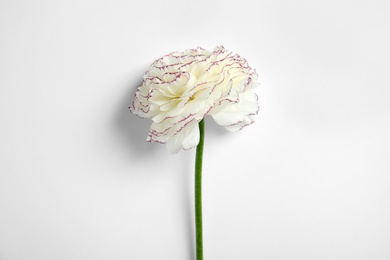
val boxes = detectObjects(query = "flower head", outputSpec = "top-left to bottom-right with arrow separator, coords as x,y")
129,46 -> 259,153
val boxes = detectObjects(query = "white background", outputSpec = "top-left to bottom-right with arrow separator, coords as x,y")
1,0 -> 390,259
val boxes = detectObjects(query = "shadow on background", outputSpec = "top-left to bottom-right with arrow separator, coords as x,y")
113,70 -> 235,260
113,70 -> 196,260
114,73 -> 159,159
179,156 -> 196,260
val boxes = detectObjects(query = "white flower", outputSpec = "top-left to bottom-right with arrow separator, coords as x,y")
129,46 -> 259,153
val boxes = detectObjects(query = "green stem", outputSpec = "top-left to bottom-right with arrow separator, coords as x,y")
195,119 -> 205,260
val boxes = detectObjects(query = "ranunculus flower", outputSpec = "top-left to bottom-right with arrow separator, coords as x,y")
129,46 -> 259,153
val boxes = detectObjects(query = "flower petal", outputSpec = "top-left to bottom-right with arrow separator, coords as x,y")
167,121 -> 199,153
212,91 -> 259,131
130,46 -> 260,153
